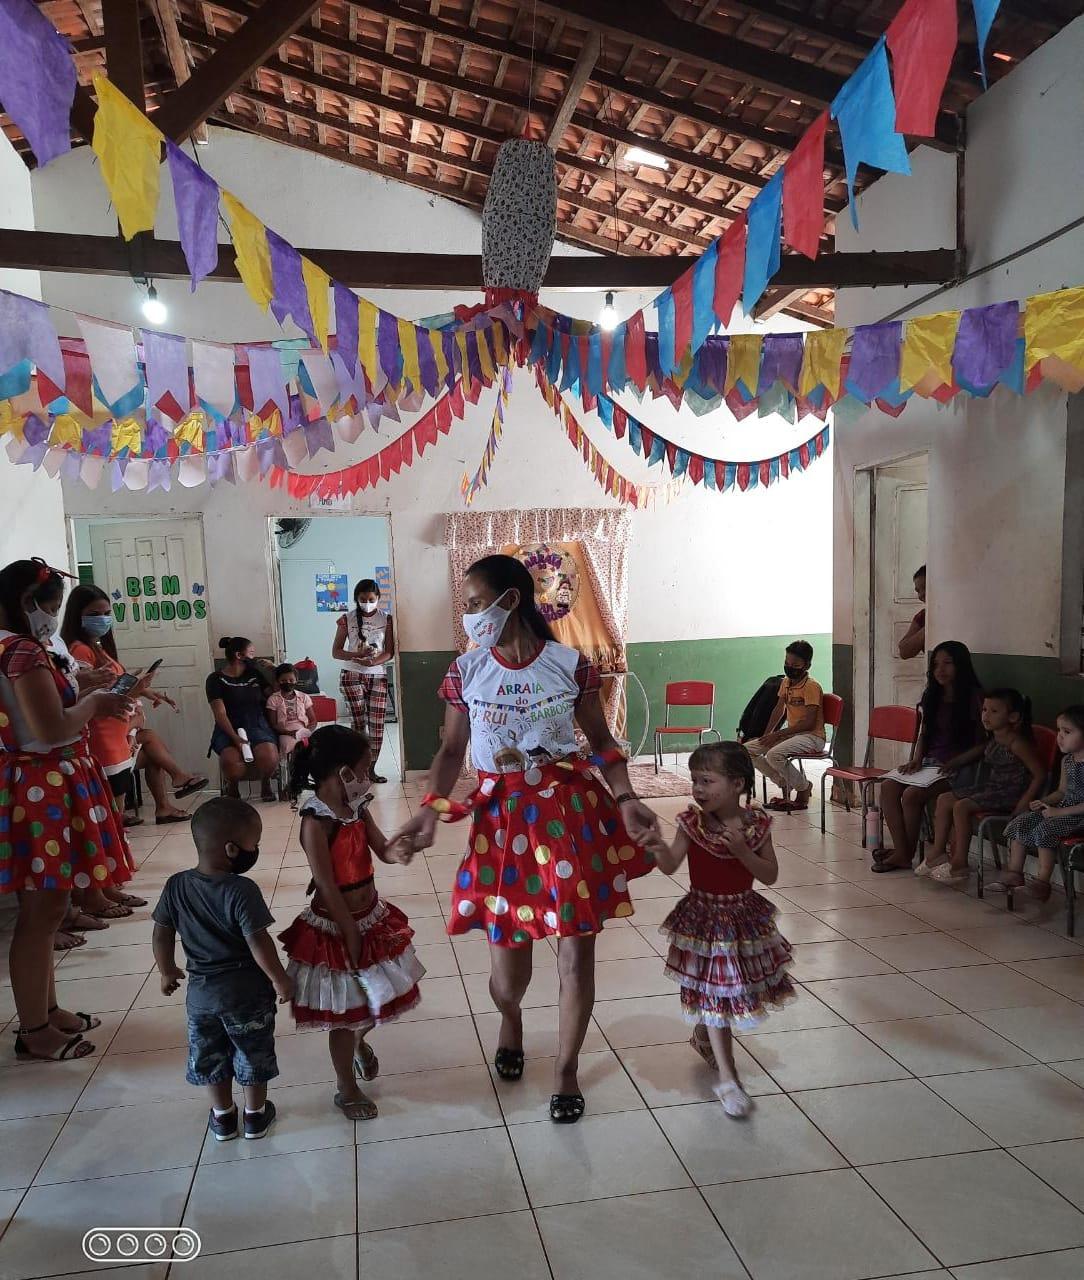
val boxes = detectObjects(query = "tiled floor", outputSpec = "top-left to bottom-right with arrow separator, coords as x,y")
1,776 -> 1084,1279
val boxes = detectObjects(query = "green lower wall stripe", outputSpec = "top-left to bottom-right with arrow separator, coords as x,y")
399,635 -> 833,772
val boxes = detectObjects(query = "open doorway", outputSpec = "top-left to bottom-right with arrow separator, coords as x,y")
269,514 -> 401,783
853,453 -> 928,767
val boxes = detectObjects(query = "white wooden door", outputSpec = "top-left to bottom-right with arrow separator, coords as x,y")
870,459 -> 928,766
87,518 -> 212,773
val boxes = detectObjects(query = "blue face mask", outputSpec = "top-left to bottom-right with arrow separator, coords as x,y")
83,614 -> 113,637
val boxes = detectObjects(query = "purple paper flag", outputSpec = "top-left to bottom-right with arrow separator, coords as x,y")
142,330 -> 190,417
82,422 -> 113,456
333,283 -> 358,375
442,332 -> 457,390
417,332 -> 438,396
465,331 -> 482,387
697,337 -> 728,395
246,346 -> 289,420
0,0 -> 76,167
331,350 -> 369,409
110,459 -> 126,492
0,290 -> 64,387
847,322 -> 903,401
142,421 -> 169,456
377,311 -> 399,381
147,459 -> 172,492
60,450 -> 82,483
257,437 -> 287,476
758,334 -> 804,394
267,230 -> 315,342
952,300 -> 1019,388
166,142 -> 220,291
22,414 -> 48,447
19,442 -> 47,470
305,418 -> 335,458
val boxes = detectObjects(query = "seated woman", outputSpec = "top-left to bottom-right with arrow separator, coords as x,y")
873,641 -> 985,873
206,636 -> 279,800
130,705 -> 208,824
265,663 -> 317,757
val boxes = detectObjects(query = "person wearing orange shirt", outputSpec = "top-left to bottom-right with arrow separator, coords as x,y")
745,640 -> 825,813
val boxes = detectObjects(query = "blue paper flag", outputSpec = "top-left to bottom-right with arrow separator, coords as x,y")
672,449 -> 690,479
628,418 -> 642,455
596,394 -> 614,429
608,324 -> 627,392
742,171 -> 783,316
831,38 -> 911,229
973,0 -> 1002,88
692,243 -> 718,355
656,290 -> 676,376
587,333 -> 603,396
647,434 -> 667,467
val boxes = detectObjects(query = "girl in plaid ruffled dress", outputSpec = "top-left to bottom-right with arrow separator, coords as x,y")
649,741 -> 794,1118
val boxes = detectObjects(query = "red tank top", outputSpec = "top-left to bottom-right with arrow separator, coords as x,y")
676,806 -> 773,895
300,797 -> 373,886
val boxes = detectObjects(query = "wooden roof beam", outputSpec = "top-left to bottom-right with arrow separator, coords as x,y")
544,31 -> 600,147
102,0 -> 144,108
147,0 -> 209,143
0,226 -> 956,291
153,0 -> 324,142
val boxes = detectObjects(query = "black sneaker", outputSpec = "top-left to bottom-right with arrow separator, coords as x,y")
368,771 -> 387,785
208,1107 -> 238,1142
244,1100 -> 277,1140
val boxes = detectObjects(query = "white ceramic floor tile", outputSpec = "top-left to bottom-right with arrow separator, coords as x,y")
783,883 -> 887,912
511,1109 -> 691,1207
861,1149 -> 1084,1266
593,956 -> 676,1000
950,1251 -> 1084,1280
792,940 -> 896,982
355,1064 -> 503,1143
75,1046 -> 191,1110
1052,1058 -> 1084,1086
356,1127 -> 526,1231
1009,955 -> 1084,1001
774,911 -> 845,944
396,975 -> 470,1022
108,1003 -> 190,1055
924,1065 -> 1084,1146
590,993 -> 691,1048
742,1025 -> 909,1091
182,1235 -> 357,1280
805,973 -> 958,1023
54,971 -> 146,1016
792,1078 -> 996,1164
913,963 -> 1073,1012
703,1168 -> 937,1280
53,942 -> 154,980
35,1097 -> 207,1184
199,1080 -> 359,1163
973,1003 -> 1084,1063
0,1056 -> 97,1121
859,1013 -> 1036,1077
736,983 -> 847,1035
537,1188 -> 746,1280
186,1145 -> 356,1253
859,932 -> 992,970
473,1004 -> 607,1058
658,1092 -> 847,1184
0,1114 -> 65,1191
951,925 -> 1084,964
618,1037 -> 780,1108
1010,1138 -> 1084,1211
490,1049 -> 644,1124
809,904 -> 930,939
354,1014 -> 485,1076
359,1211 -> 550,1280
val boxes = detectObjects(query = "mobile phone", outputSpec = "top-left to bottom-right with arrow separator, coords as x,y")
110,658 -> 162,695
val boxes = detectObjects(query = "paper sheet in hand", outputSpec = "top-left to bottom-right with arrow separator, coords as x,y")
878,765 -> 944,788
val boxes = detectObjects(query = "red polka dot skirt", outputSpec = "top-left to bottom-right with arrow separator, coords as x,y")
447,762 -> 656,946
0,742 -> 132,894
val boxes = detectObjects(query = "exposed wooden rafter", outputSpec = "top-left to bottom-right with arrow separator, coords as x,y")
544,31 -> 600,148
147,0 -> 209,143
102,0 -> 145,107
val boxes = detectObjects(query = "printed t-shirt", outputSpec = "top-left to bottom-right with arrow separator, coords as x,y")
69,641 -> 133,774
780,675 -> 825,739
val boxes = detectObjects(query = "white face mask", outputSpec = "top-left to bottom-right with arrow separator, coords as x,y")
359,601 -> 379,615
463,591 -> 513,649
339,767 -> 372,812
27,606 -> 59,642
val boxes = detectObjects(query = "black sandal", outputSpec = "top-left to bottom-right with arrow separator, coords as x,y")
13,1022 -> 95,1061
49,1005 -> 101,1032
550,1092 -> 586,1124
494,1048 -> 525,1081
354,1042 -> 380,1082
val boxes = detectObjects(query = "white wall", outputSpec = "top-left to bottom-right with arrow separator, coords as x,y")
0,139 -> 68,572
832,16 -> 1084,666
31,127 -> 832,656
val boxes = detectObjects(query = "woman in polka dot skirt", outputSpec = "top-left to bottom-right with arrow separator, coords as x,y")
0,560 -> 137,1061
392,555 -> 661,1123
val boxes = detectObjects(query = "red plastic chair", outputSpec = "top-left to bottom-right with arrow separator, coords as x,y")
975,725 -> 1059,899
310,694 -> 339,726
1060,834 -> 1084,936
654,681 -> 719,772
759,692 -> 845,804
820,704 -> 919,842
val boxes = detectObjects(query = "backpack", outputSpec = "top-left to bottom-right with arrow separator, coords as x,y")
738,675 -> 784,740
293,657 -> 320,695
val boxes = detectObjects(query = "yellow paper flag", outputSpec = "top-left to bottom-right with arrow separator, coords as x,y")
456,330 -> 471,384
398,318 -> 421,390
222,193 -> 273,311
1024,287 -> 1084,372
899,311 -> 959,393
799,328 -> 848,398
174,409 -> 207,451
0,402 -> 24,440
476,328 -> 496,384
491,323 -> 508,368
725,335 -> 762,396
430,329 -> 449,384
92,74 -> 162,240
50,413 -> 83,449
359,299 -> 379,389
301,258 -> 330,352
111,417 -> 142,455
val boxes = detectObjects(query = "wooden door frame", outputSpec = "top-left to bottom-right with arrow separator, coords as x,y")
265,510 -> 404,771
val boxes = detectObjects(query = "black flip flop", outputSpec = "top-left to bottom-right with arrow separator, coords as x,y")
550,1093 -> 585,1123
156,813 -> 191,825
494,1048 -> 525,1081
871,860 -> 910,873
174,778 -> 208,800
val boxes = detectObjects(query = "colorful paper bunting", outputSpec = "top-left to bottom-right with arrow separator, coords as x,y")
166,143 -> 220,291
223,193 -> 273,312
953,300 -> 1019,388
91,74 -> 163,240
887,0 -> 958,137
972,0 -> 1002,88
713,215 -> 747,328
742,170 -> 784,315
783,112 -> 828,259
0,0 -> 77,168
899,311 -> 959,393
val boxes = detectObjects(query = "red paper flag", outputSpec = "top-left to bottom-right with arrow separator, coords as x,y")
783,113 -> 827,260
714,460 -> 726,489
799,443 -> 810,468
612,404 -> 627,438
713,214 -> 746,328
688,454 -> 705,485
780,452 -> 790,478
671,269 -> 693,365
737,463 -> 750,492
600,332 -> 612,385
235,362 -> 253,412
759,460 -> 771,487
400,430 -> 413,469
887,0 -> 957,137
665,441 -> 677,473
449,383 -> 465,420
577,334 -> 590,385
61,346 -> 93,416
640,426 -> 654,458
626,311 -> 647,390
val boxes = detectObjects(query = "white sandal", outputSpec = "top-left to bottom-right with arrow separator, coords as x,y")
714,1081 -> 752,1119
930,862 -> 969,884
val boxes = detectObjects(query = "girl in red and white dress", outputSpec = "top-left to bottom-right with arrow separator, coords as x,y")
280,725 -> 424,1120
392,554 -> 661,1124
0,559 -> 137,1062
650,741 -> 794,1118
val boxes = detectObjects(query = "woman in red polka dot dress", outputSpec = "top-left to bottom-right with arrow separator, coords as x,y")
391,555 -> 661,1123
0,560 -> 136,1061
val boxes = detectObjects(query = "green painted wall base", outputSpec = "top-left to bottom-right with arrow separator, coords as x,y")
399,634 -> 833,772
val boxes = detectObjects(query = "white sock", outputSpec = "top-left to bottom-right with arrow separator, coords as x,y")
212,1105 -> 235,1117
244,1103 -> 266,1116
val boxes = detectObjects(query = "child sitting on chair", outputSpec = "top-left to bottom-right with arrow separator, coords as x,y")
266,663 -> 317,758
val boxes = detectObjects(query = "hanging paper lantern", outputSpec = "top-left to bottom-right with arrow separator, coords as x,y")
481,139 -> 557,308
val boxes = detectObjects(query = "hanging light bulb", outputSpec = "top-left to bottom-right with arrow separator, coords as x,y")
598,291 -> 619,332
141,283 -> 167,326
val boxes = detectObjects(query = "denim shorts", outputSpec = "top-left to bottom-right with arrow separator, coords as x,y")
185,1000 -> 279,1086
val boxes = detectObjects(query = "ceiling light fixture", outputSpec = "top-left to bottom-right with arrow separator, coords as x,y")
141,282 -> 167,325
598,291 -> 619,331
624,145 -> 669,171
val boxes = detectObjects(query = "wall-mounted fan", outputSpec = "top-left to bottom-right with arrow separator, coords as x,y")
274,518 -> 312,550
